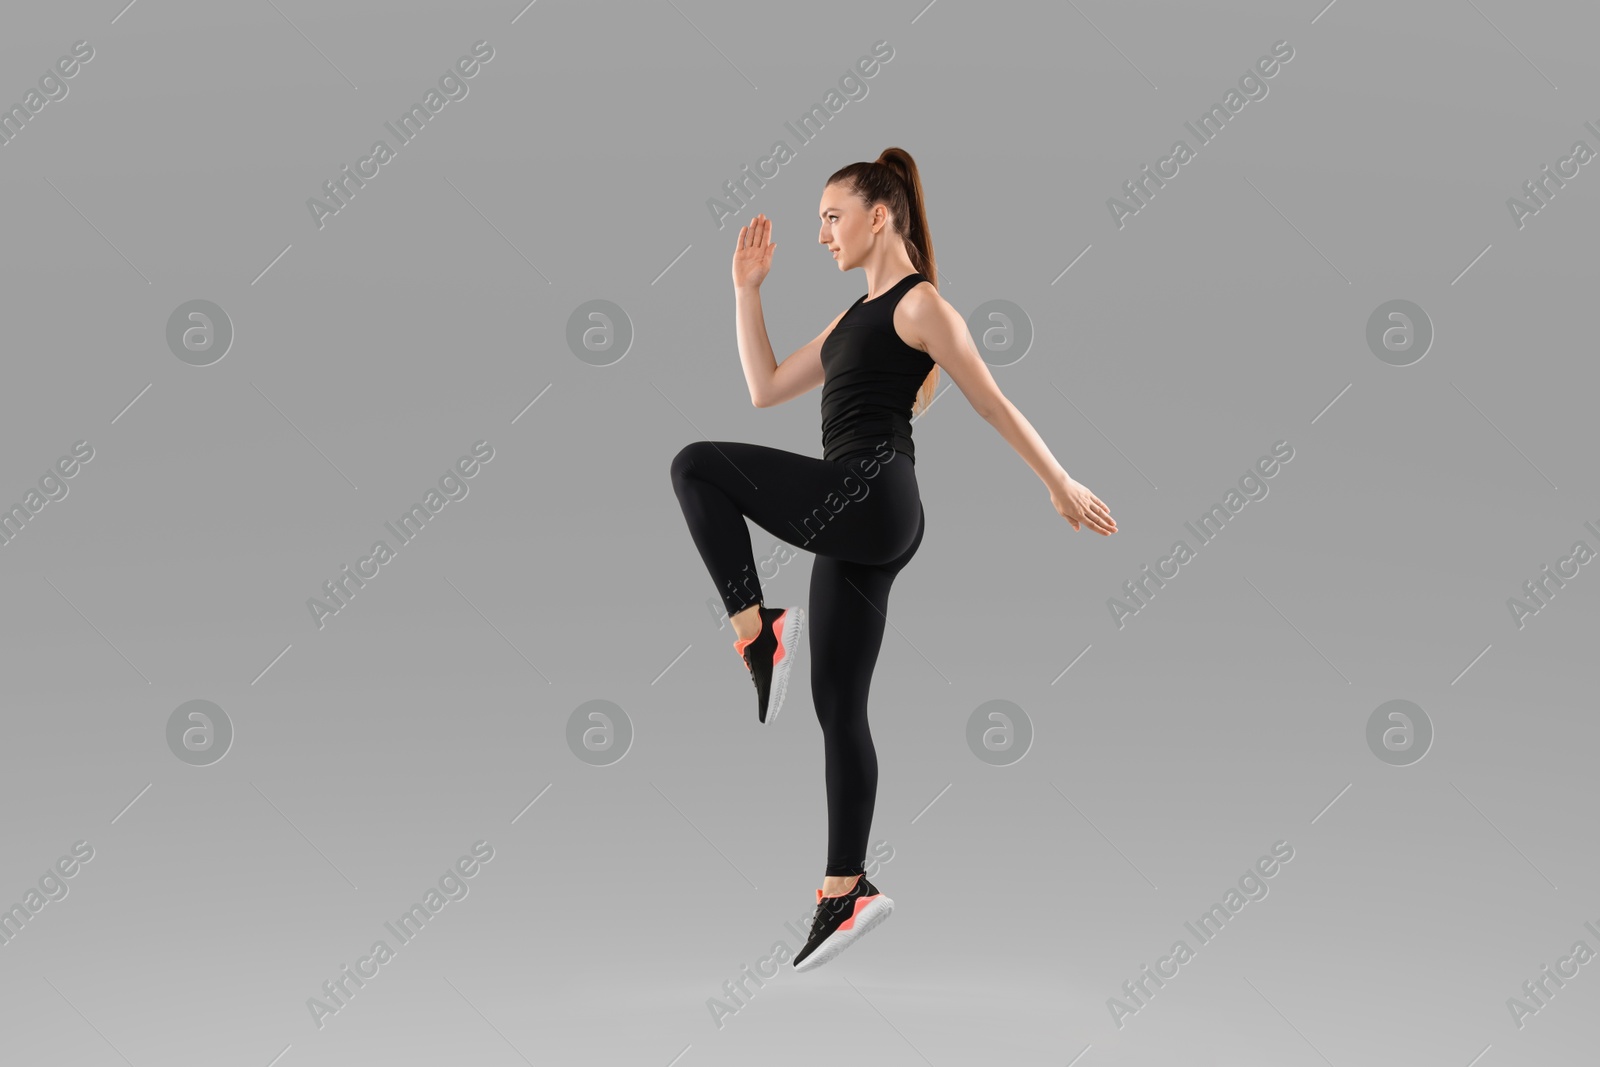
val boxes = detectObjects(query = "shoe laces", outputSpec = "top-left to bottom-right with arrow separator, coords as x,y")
808,886 -> 852,936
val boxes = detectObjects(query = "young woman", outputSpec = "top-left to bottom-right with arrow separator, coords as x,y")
669,147 -> 1117,972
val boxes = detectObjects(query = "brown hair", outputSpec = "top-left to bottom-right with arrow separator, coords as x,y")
826,147 -> 939,417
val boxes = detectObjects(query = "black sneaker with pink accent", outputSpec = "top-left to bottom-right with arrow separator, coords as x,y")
733,604 -> 804,724
792,873 -> 894,971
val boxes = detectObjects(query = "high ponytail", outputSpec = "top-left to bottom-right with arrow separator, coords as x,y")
826,147 -> 939,417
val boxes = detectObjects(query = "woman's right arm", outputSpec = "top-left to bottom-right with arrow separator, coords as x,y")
737,287 -> 839,408
731,212 -> 835,408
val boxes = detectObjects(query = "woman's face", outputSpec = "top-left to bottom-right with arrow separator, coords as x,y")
818,183 -> 884,271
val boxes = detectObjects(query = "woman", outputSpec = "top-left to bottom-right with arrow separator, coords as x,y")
670,147 -> 1117,972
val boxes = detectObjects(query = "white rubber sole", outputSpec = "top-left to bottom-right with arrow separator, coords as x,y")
792,893 -> 893,972
766,606 -> 804,722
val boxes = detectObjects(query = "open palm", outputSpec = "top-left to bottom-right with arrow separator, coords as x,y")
732,213 -> 777,289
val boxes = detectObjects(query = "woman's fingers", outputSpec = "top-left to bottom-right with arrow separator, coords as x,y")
736,214 -> 775,250
1078,506 -> 1113,534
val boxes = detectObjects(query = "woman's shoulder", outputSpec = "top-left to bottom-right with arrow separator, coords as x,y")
892,277 -> 956,357
894,276 -> 948,326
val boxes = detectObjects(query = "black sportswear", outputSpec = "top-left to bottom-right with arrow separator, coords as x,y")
818,272 -> 935,463
669,274 -> 932,878
671,441 -> 924,875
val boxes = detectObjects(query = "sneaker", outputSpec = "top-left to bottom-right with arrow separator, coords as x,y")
791,873 -> 893,972
733,604 -> 803,724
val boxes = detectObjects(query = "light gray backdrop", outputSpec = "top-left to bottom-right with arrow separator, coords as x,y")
1,1 -> 1595,1065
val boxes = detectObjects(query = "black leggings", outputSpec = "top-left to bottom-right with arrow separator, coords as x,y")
669,439 -> 926,877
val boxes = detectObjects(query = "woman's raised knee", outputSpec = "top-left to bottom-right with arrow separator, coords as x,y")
670,440 -> 716,485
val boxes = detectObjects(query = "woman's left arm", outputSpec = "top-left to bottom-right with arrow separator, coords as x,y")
901,289 -> 1118,535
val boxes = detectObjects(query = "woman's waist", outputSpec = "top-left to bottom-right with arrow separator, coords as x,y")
829,438 -> 916,468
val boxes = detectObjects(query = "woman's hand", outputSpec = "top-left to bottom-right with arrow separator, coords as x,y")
732,213 -> 777,290
1050,474 -> 1117,535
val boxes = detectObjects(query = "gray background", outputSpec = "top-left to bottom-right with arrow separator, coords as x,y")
1,0 -> 1595,1064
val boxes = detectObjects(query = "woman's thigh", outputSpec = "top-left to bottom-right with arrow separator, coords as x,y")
676,440 -> 922,565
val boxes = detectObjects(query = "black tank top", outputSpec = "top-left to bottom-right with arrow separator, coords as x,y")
818,271 -> 935,463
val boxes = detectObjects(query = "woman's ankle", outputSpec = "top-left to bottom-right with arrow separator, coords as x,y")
730,603 -> 763,641
821,873 -> 862,896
